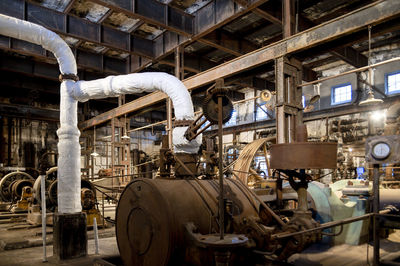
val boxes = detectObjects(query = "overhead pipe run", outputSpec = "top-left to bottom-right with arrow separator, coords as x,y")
0,14 -> 201,214
0,14 -> 81,214
72,73 -> 201,154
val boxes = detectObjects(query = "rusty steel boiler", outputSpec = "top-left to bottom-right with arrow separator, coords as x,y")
116,178 -> 277,266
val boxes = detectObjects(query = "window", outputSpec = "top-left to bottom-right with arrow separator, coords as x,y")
302,95 -> 306,108
256,105 -> 270,120
225,109 -> 237,126
331,83 -> 352,105
385,70 -> 400,95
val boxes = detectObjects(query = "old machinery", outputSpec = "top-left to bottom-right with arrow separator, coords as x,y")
232,138 -> 274,187
366,135 -> 400,164
202,88 -> 233,124
0,171 -> 34,203
116,86 -> 326,266
365,134 -> 400,265
9,179 -> 34,212
0,171 -> 34,212
184,87 -> 233,142
269,142 -> 337,170
27,167 -> 103,227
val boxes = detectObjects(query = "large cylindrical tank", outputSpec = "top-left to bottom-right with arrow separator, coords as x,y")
116,178 -> 261,266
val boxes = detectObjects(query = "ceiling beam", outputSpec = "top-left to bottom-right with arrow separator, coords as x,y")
0,40 -> 126,76
297,14 -> 368,68
137,0 -> 269,72
330,46 -> 368,68
184,0 -> 399,89
252,8 -> 282,26
198,29 -> 258,56
1,0 -> 155,58
90,0 -> 193,35
233,0 -> 281,26
79,0 -> 400,130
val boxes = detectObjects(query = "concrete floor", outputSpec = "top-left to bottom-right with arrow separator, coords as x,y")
0,236 -> 119,266
289,236 -> 400,266
1,229 -> 400,265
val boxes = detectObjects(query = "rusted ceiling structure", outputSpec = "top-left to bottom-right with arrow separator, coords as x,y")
0,0 -> 400,128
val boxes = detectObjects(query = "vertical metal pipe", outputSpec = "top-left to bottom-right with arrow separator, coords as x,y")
373,164 -> 380,266
93,217 -> 99,255
40,175 -> 47,262
218,95 -> 224,240
7,117 -> 11,166
166,99 -> 173,150
102,193 -> 105,228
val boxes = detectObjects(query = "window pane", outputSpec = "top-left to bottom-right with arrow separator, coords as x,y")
332,84 -> 352,104
388,72 -> 400,94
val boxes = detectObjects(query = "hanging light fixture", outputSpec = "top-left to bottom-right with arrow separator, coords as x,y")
90,126 -> 99,157
304,83 -> 321,112
360,25 -> 383,106
121,114 -> 131,140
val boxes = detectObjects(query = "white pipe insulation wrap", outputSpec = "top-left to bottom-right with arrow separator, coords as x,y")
0,14 -> 77,75
57,81 -> 82,213
72,72 -> 202,153
0,14 -> 82,213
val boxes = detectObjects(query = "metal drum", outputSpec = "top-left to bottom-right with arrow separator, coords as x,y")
116,178 -> 260,266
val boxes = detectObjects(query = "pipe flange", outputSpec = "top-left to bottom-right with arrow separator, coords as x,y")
174,120 -> 194,127
59,73 -> 79,82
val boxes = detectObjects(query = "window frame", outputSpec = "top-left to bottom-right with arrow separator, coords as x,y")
331,82 -> 352,105
385,70 -> 400,95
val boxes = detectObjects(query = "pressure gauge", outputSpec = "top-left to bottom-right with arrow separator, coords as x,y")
371,142 -> 391,160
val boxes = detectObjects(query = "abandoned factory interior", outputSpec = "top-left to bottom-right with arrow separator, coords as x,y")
2,0 -> 400,265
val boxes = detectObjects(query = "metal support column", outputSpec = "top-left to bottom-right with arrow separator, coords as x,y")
283,0 -> 296,38
275,56 -> 303,144
216,79 -> 225,240
373,163 -> 380,266
275,56 -> 303,207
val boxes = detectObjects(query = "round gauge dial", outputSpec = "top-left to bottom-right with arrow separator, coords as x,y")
372,142 -> 391,160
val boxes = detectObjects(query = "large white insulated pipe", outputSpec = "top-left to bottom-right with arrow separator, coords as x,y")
0,14 -> 81,213
0,15 -> 201,212
71,73 -> 202,153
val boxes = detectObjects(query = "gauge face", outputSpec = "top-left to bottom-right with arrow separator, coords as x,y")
372,142 -> 391,160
